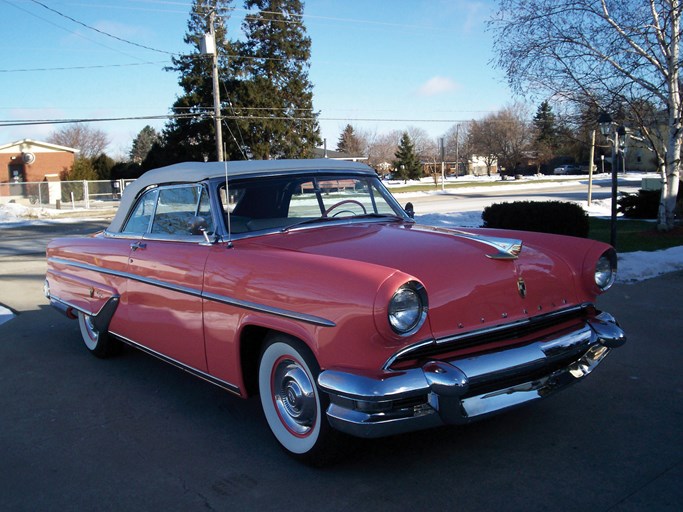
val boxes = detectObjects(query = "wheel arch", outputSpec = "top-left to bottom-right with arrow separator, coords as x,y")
239,323 -> 319,397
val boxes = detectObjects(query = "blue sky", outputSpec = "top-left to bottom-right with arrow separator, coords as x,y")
0,0 -> 512,157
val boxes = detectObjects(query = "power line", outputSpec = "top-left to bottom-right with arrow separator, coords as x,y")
0,61 -> 170,73
0,113 -> 480,128
1,0 -> 143,61
28,0 -> 175,55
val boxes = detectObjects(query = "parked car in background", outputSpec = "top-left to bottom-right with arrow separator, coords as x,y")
45,159 -> 625,464
553,164 -> 583,175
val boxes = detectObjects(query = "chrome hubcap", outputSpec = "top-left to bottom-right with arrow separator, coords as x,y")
273,359 -> 317,436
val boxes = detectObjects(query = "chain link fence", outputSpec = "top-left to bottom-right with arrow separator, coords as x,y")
0,179 -> 134,211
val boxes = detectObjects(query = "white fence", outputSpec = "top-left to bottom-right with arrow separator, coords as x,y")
0,179 -> 134,210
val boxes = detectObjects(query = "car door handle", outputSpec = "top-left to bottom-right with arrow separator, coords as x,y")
130,241 -> 147,251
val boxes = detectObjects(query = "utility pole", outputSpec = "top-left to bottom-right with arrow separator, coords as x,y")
439,137 -> 445,191
205,10 -> 224,161
588,129 -> 595,205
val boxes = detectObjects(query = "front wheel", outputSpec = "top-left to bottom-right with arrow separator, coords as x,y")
77,311 -> 121,358
258,335 -> 341,465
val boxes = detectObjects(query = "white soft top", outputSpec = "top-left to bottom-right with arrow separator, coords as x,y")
108,159 -> 375,233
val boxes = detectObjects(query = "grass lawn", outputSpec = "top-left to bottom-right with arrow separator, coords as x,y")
589,218 -> 683,252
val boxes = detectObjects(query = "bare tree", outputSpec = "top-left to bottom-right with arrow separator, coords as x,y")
490,0 -> 681,230
467,104 -> 531,176
468,115 -> 500,176
407,126 -> 438,161
367,130 -> 402,170
497,103 -> 532,174
47,124 -> 110,159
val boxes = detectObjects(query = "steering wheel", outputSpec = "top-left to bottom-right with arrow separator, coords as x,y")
323,199 -> 367,217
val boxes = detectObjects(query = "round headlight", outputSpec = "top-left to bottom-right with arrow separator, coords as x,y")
595,250 -> 617,291
388,282 -> 427,335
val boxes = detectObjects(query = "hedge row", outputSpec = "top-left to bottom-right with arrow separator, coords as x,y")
482,201 -> 589,238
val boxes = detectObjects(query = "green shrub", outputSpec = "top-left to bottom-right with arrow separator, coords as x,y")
482,201 -> 589,238
617,189 -> 660,219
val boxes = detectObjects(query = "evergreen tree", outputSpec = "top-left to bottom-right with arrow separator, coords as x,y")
336,124 -> 364,155
68,157 -> 98,181
92,153 -> 115,180
393,133 -> 422,181
130,126 -> 160,164
533,101 -> 557,146
237,0 -> 320,159
154,0 -> 241,166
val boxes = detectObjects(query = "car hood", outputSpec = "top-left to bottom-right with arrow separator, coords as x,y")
247,221 -> 587,340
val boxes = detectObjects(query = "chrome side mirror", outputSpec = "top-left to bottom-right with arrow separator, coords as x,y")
404,202 -> 414,219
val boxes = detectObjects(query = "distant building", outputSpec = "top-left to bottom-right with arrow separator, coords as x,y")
0,139 -> 78,184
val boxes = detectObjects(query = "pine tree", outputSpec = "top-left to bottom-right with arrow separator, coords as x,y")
533,101 -> 557,147
152,0 -> 240,166
393,133 -> 422,181
130,126 -> 160,164
237,0 -> 320,159
336,124 -> 364,155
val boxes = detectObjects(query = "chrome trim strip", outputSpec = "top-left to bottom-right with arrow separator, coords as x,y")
382,304 -> 592,370
109,331 -> 242,396
202,291 -> 336,327
48,292 -> 118,318
48,257 -> 335,328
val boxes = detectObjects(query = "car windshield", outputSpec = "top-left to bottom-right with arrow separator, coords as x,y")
217,174 -> 408,235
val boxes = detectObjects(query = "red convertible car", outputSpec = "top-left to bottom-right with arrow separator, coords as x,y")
45,160 -> 625,463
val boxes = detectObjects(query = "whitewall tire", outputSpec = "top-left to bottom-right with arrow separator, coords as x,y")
258,335 -> 339,464
77,311 -> 120,358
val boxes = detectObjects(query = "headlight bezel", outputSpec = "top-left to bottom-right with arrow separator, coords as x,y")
387,281 -> 428,336
594,249 -> 617,291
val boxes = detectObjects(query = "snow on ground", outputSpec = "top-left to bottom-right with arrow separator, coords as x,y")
0,305 -> 14,327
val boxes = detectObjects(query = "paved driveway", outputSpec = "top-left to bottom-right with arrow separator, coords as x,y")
0,223 -> 681,511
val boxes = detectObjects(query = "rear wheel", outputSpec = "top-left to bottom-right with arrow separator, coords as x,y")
258,335 -> 340,465
77,311 -> 121,358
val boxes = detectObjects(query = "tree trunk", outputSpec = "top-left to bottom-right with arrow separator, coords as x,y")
659,0 -> 682,231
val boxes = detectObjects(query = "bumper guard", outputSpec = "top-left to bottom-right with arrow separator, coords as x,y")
317,311 -> 625,438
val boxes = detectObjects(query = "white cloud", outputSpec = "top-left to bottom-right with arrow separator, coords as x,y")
418,76 -> 459,96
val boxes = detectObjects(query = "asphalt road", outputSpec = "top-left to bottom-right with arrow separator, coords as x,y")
1,221 -> 682,511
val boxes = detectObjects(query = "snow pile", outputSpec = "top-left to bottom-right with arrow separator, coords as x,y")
617,246 -> 683,282
0,305 -> 14,327
0,202 -> 62,223
0,202 -> 33,222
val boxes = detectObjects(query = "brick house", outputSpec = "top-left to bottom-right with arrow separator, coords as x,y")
0,139 -> 78,184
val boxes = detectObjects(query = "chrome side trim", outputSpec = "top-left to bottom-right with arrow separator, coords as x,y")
202,291 -> 335,327
48,257 -> 335,328
109,331 -> 242,396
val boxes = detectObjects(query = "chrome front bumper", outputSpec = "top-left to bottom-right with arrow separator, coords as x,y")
317,312 -> 625,438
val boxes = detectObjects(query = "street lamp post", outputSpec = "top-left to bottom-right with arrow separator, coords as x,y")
598,112 -> 619,249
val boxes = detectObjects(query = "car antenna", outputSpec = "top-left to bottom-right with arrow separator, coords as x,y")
223,148 -> 233,249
